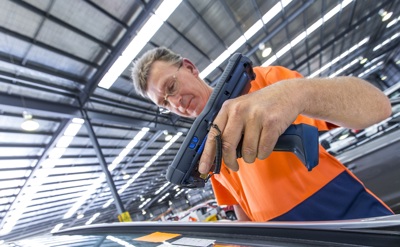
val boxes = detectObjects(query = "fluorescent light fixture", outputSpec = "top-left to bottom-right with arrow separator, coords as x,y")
358,61 -> 384,78
98,1 -> 182,89
262,0 -> 354,67
308,37 -> 369,78
387,16 -> 400,28
157,192 -> 170,203
200,0 -> 293,79
50,223 -> 63,233
102,199 -> 113,209
56,136 -> 74,148
64,119 -> 84,136
48,147 -> 66,160
109,127 -> 149,171
329,58 -> 359,77
85,212 -> 100,225
63,174 -> 105,219
373,32 -> 400,51
97,0 -> 292,86
139,198 -> 151,209
155,182 -> 170,195
175,188 -> 186,197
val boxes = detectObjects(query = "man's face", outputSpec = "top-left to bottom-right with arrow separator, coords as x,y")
146,59 -> 212,118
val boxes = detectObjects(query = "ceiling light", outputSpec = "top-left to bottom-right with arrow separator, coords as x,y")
21,111 -> 39,131
262,47 -> 272,57
382,12 -> 393,22
123,174 -> 130,180
360,57 -> 368,64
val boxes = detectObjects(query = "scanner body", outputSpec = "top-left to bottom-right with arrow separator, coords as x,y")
166,53 -> 319,188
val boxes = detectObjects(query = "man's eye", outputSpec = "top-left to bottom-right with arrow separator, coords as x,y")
162,99 -> 169,107
168,81 -> 178,94
167,84 -> 174,94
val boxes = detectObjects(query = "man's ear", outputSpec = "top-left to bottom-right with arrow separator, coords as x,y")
182,58 -> 200,77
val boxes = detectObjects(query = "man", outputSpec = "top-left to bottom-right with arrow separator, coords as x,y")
131,47 -> 393,221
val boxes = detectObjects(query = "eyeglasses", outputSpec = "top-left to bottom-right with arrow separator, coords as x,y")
161,64 -> 182,108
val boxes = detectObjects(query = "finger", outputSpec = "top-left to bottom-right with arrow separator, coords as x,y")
241,118 -> 261,164
220,114 -> 243,172
257,126 -> 279,160
198,119 -> 227,174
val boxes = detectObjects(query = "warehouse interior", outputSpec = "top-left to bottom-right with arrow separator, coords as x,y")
0,0 -> 399,246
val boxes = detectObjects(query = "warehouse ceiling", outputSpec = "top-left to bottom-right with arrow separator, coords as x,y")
0,0 -> 399,244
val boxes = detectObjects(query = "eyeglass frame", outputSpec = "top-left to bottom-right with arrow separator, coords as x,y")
160,63 -> 182,108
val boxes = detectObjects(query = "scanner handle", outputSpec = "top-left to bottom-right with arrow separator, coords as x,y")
237,124 -> 319,171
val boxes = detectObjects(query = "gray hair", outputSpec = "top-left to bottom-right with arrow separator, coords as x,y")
131,47 -> 182,98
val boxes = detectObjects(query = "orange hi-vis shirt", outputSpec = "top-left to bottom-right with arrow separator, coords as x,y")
210,66 -> 393,222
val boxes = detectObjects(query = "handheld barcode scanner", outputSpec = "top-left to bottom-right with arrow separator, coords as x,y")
166,53 -> 319,188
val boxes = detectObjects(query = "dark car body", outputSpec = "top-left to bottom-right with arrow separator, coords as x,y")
51,215 -> 400,247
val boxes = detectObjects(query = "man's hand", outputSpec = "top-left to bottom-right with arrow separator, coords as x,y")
198,82 -> 301,174
197,75 -> 392,174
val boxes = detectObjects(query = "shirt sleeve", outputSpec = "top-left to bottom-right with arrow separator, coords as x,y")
251,66 -> 339,131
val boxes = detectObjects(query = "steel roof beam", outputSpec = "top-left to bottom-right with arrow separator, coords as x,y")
0,93 -> 187,132
81,108 -> 125,215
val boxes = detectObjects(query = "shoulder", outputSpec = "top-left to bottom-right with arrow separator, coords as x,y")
250,66 -> 303,91
254,66 -> 303,80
